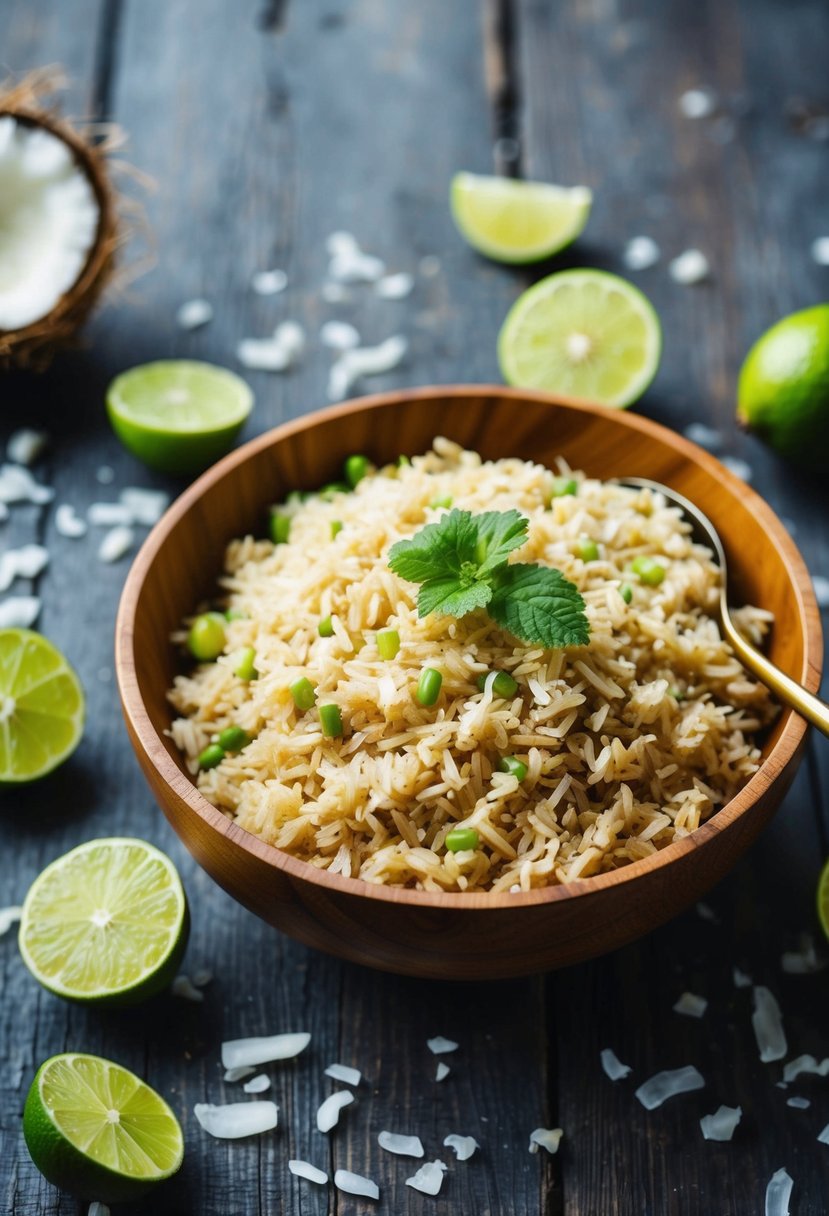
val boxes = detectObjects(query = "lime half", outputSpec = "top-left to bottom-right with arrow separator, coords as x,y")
0,629 -> 84,782
498,269 -> 662,408
23,1052 -> 183,1202
817,856 -> 829,943
451,172 -> 592,264
107,360 -> 253,475
19,838 -> 188,1005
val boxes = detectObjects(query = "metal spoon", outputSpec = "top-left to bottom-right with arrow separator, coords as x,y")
620,477 -> 829,737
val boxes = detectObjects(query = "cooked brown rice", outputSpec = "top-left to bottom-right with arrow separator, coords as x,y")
168,438 -> 775,893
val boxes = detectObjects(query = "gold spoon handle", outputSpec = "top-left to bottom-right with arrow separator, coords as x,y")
720,608 -> 829,736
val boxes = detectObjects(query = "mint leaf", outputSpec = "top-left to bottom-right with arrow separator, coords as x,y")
388,509 -> 480,586
417,578 -> 492,619
472,510 -> 528,576
488,564 -> 590,648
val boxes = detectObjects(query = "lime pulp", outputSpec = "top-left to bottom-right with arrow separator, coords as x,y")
450,171 -> 592,264
0,629 -> 84,782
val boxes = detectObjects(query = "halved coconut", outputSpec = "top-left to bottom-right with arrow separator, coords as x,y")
0,74 -> 117,369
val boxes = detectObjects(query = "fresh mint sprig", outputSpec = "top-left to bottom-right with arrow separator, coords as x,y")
387,508 -> 590,649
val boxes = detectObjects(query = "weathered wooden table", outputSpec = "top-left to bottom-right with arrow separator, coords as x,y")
2,1 -> 828,1212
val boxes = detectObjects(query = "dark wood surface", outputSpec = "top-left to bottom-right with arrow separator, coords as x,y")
1,1 -> 827,1212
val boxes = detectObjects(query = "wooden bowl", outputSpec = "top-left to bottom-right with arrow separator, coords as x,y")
116,387 -> 823,979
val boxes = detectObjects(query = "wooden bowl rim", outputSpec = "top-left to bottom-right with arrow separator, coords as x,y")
116,385 -> 823,911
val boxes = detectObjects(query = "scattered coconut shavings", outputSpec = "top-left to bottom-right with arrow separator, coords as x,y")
328,233 -> 385,284
275,320 -> 305,358
89,502 -> 133,526
444,1134 -> 479,1161
529,1127 -> 563,1155
251,269 -> 287,295
752,986 -> 787,1062
623,236 -> 660,271
635,1065 -> 705,1110
320,320 -> 360,350
326,231 -> 357,256
782,935 -> 827,974
191,968 -> 213,988
378,1130 -> 424,1158
696,902 -> 718,923
673,992 -> 708,1018
316,1089 -> 354,1132
119,487 -> 170,526
0,597 -> 40,627
289,1159 -> 328,1185
405,1161 -> 447,1196
813,575 -> 829,609
427,1036 -> 459,1055
87,1204 -> 110,1216
193,1100 -> 278,1138
721,455 -> 753,482
223,1066 -> 255,1083
0,544 -> 49,592
7,428 -> 48,466
328,335 -> 407,401
98,525 -> 134,564
171,975 -> 203,1002
733,967 -> 753,989
243,1074 -> 271,1094
0,906 -> 22,936
55,504 -> 87,538
683,422 -> 723,451
0,463 -> 54,505
176,298 -> 213,329
700,1105 -> 742,1141
679,88 -> 718,119
765,1167 -> 793,1216
669,249 -> 710,285
600,1049 -> 632,1081
221,1032 -> 310,1070
335,1169 -> 379,1200
435,1062 -> 450,1082
376,272 -> 414,299
236,337 -> 291,372
96,465 -> 114,484
811,237 -> 829,266
324,1063 -> 361,1086
786,1096 -> 810,1110
819,1124 -> 829,1146
782,1054 -> 829,1083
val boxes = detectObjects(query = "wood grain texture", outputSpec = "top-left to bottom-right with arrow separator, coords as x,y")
1,0 -> 829,1211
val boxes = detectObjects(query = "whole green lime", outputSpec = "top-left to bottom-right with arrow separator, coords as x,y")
737,305 -> 829,469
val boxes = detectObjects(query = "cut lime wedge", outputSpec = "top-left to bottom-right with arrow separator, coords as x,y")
498,269 -> 662,408
450,172 -> 592,264
19,838 -> 189,1005
817,857 -> 829,943
107,359 -> 253,475
0,629 -> 84,782
23,1053 -> 183,1202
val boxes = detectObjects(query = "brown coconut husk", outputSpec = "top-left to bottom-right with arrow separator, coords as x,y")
0,69 -> 121,371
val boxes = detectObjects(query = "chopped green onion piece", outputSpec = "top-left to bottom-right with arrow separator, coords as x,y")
319,704 -> 343,737
225,607 -> 245,621
320,481 -> 349,500
287,489 -> 310,504
476,670 -> 518,698
669,685 -> 685,701
631,555 -> 666,586
187,612 -> 226,661
318,615 -> 335,638
430,495 -> 453,510
344,454 -> 369,488
576,538 -> 599,562
619,584 -> 633,605
290,677 -> 317,711
377,628 -> 401,660
270,510 -> 291,544
233,646 -> 258,680
217,725 -> 249,752
416,667 -> 443,706
330,520 -> 343,539
446,826 -> 479,853
398,454 -> 411,467
547,475 -> 578,502
198,743 -> 225,770
497,755 -> 528,781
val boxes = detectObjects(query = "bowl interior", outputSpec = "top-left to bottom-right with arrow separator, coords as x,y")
127,387 -> 818,801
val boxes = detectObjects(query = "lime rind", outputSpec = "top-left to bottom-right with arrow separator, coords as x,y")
0,629 -> 84,783
450,171 -> 592,264
817,856 -> 829,943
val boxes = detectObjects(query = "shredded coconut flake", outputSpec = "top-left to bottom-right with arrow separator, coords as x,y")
811,237 -> 829,266
376,272 -> 414,299
223,1066 -> 255,1083
7,428 -> 48,466
435,1062 -> 450,1082
752,986 -> 787,1062
236,337 -> 291,372
696,902 -> 718,923
679,88 -> 717,118
443,1133 -> 479,1161
98,526 -> 134,564
193,1100 -> 277,1138
0,906 -> 22,936
819,1124 -> 829,1146
782,936 -> 827,973
683,422 -> 723,451
786,1096 -> 810,1110
600,1048 -> 632,1080
221,1032 -> 310,1070
324,1062 -> 361,1086
119,488 -> 170,526
55,504 -> 87,538
427,1036 -> 459,1055
378,1130 -> 424,1158
405,1161 -> 447,1196
191,968 -> 213,988
782,1054 -> 829,1083
87,1204 -> 110,1216
623,236 -> 660,271
171,975 -> 203,1002
0,544 -> 49,592
251,269 -> 287,295
176,298 -> 213,329
0,463 -> 53,505
765,1167 -> 793,1216
673,992 -> 708,1018
243,1074 -> 271,1094
529,1127 -> 563,1154
329,246 -> 385,284
334,1169 -> 379,1200
289,1159 -> 328,1184
700,1104 -> 742,1141
733,966 -> 753,988
316,1089 -> 354,1132
813,575 -> 829,609
635,1065 -> 705,1110
88,502 -> 133,526
669,249 -> 710,284
328,335 -> 407,400
0,596 -> 40,627
320,319 -> 360,350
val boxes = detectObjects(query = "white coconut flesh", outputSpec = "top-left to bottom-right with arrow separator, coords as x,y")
0,116 -> 99,331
